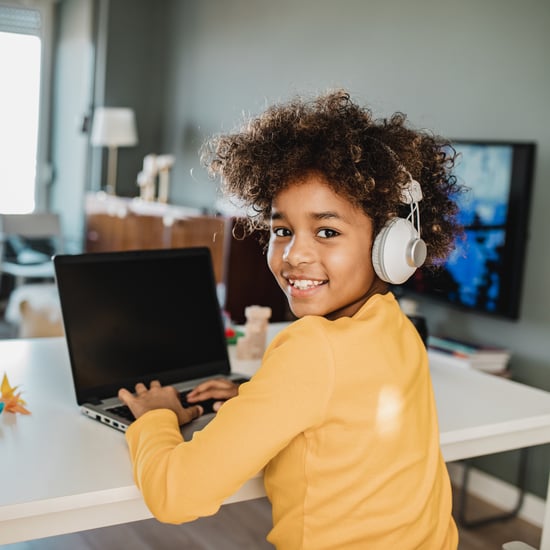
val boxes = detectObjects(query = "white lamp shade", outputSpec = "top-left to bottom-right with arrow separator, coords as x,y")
91,107 -> 138,147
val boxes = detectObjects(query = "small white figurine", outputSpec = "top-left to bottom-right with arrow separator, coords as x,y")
136,153 -> 175,203
137,170 -> 155,201
156,154 -> 175,203
236,305 -> 272,360
137,154 -> 158,201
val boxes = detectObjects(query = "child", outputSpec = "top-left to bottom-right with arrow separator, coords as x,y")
118,90 -> 462,549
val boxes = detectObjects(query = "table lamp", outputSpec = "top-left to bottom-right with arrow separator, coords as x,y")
91,107 -> 138,195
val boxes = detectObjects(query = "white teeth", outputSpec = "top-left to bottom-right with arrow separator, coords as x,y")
290,279 -> 324,290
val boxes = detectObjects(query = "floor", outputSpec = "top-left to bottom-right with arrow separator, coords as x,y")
1,487 -> 542,550
452,486 -> 541,550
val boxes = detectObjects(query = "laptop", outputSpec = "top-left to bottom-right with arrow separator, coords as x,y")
53,247 -> 247,434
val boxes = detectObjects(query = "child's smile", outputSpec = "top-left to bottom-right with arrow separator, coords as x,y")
267,172 -> 387,320
288,278 -> 327,291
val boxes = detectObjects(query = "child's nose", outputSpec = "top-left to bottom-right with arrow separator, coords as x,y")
283,236 -> 313,266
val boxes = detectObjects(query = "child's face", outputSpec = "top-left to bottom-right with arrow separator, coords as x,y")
267,173 -> 387,320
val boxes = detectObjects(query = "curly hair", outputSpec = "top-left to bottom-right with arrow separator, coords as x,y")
201,90 -> 462,265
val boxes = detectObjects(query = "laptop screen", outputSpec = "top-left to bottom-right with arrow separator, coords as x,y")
54,247 -> 230,404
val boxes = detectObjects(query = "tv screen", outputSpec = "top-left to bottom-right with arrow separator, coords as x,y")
401,140 -> 536,320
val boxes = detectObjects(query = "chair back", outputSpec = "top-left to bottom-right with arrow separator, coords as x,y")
1,210 -> 62,240
0,213 -> 63,288
0,213 -> 62,239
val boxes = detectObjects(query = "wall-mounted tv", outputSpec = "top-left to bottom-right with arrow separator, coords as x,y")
401,140 -> 536,320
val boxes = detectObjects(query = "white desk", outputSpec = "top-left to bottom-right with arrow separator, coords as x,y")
1,331 -> 550,547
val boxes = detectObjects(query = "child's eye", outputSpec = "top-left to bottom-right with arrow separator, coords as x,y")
317,228 -> 340,239
273,227 -> 292,237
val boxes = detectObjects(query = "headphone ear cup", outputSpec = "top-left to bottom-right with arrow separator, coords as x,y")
372,218 -> 427,284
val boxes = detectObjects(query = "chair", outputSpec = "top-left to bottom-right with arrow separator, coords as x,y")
0,213 -> 62,289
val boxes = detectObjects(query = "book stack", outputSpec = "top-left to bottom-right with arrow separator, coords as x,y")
428,335 -> 511,374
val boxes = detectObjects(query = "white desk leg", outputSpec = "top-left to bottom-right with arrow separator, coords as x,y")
541,473 -> 550,550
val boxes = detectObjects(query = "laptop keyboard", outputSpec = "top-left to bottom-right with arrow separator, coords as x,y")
107,380 -> 248,422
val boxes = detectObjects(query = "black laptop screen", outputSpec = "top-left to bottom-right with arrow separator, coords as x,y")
54,247 -> 230,404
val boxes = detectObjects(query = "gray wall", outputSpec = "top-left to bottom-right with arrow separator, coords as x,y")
55,0 -> 550,498
101,0 -> 170,195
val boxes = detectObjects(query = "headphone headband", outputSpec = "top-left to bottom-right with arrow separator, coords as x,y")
371,170 -> 426,284
400,171 -> 423,204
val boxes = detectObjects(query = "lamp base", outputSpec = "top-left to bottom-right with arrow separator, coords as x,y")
106,146 -> 118,196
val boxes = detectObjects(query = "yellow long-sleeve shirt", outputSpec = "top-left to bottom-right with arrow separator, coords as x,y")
125,292 -> 458,549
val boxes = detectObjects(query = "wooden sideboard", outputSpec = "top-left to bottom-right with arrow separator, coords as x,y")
84,193 -> 291,324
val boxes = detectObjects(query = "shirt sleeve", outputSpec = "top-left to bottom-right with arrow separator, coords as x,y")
125,318 -> 334,524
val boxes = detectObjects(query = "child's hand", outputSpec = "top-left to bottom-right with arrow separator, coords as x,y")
186,378 -> 239,412
118,380 -> 203,426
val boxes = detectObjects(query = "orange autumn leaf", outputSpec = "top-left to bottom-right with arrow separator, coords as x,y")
0,373 -> 30,415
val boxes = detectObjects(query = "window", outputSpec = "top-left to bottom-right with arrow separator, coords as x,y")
0,3 -> 53,214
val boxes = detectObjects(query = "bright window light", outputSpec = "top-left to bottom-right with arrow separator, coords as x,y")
0,31 -> 41,213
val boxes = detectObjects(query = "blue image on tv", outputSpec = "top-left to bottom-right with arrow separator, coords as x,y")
453,144 -> 513,227
443,144 -> 513,313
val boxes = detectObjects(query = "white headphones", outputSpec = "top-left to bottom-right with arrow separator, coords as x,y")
371,171 -> 427,285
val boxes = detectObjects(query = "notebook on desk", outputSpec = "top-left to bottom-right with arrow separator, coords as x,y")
53,247 -> 246,434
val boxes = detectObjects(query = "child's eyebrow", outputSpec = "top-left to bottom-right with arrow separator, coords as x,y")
314,211 -> 341,221
270,210 -> 343,221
